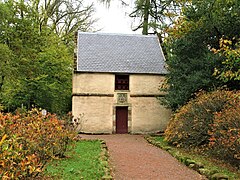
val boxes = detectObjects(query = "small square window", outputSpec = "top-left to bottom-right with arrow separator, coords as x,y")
115,75 -> 129,90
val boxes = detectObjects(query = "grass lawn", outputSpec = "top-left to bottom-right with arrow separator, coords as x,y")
146,135 -> 240,180
44,140 -> 110,180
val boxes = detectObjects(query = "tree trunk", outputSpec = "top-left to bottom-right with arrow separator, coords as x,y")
0,76 -> 5,92
142,0 -> 150,35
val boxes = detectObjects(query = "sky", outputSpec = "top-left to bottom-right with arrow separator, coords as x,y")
88,0 -> 141,34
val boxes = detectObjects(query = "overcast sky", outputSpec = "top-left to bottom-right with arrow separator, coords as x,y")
88,0 -> 141,34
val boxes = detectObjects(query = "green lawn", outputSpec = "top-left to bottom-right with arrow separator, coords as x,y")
146,136 -> 240,180
44,140 -> 110,180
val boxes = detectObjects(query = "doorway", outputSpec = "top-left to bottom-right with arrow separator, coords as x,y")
116,107 -> 128,134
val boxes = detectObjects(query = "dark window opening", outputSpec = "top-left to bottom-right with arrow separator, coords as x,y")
115,75 -> 129,90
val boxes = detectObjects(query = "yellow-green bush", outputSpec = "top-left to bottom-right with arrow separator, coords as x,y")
0,109 -> 75,179
164,90 -> 234,148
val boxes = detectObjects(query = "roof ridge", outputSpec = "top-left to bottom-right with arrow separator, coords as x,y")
78,31 -> 157,38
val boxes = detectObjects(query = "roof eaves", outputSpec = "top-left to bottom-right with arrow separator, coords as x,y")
74,70 -> 167,75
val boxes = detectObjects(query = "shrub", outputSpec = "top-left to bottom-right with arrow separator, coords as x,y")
208,91 -> 240,167
0,134 -> 42,179
164,90 -> 234,148
0,109 -> 76,179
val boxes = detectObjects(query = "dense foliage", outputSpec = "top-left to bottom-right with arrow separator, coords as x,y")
165,90 -> 231,148
0,0 -> 94,114
165,90 -> 240,167
209,92 -> 240,167
213,38 -> 240,83
160,29 -> 221,110
0,109 -> 76,179
161,0 -> 240,110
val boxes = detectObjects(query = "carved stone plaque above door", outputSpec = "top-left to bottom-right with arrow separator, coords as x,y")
117,93 -> 128,104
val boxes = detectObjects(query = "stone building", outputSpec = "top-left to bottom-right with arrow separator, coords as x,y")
72,32 -> 171,134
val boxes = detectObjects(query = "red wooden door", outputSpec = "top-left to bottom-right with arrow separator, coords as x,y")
116,107 -> 128,134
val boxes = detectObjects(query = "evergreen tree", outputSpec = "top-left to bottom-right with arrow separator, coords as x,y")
161,0 -> 240,110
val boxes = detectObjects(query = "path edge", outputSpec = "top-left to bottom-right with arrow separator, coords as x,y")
145,135 -> 233,180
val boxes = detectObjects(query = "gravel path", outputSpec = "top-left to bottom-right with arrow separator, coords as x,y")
81,134 -> 206,180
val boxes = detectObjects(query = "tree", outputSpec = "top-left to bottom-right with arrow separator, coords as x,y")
0,0 -> 95,114
0,44 -> 13,92
100,0 -> 181,37
129,0 -> 150,35
32,0 -> 95,43
129,0 -> 181,37
161,0 -> 240,110
2,33 -> 72,114
161,26 -> 221,110
212,38 -> 240,85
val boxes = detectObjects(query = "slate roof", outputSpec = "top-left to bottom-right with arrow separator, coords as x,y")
76,32 -> 167,74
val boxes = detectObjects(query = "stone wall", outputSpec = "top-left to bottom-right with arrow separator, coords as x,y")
130,97 -> 171,133
130,74 -> 165,94
72,72 -> 171,134
72,96 -> 113,133
72,73 -> 114,94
